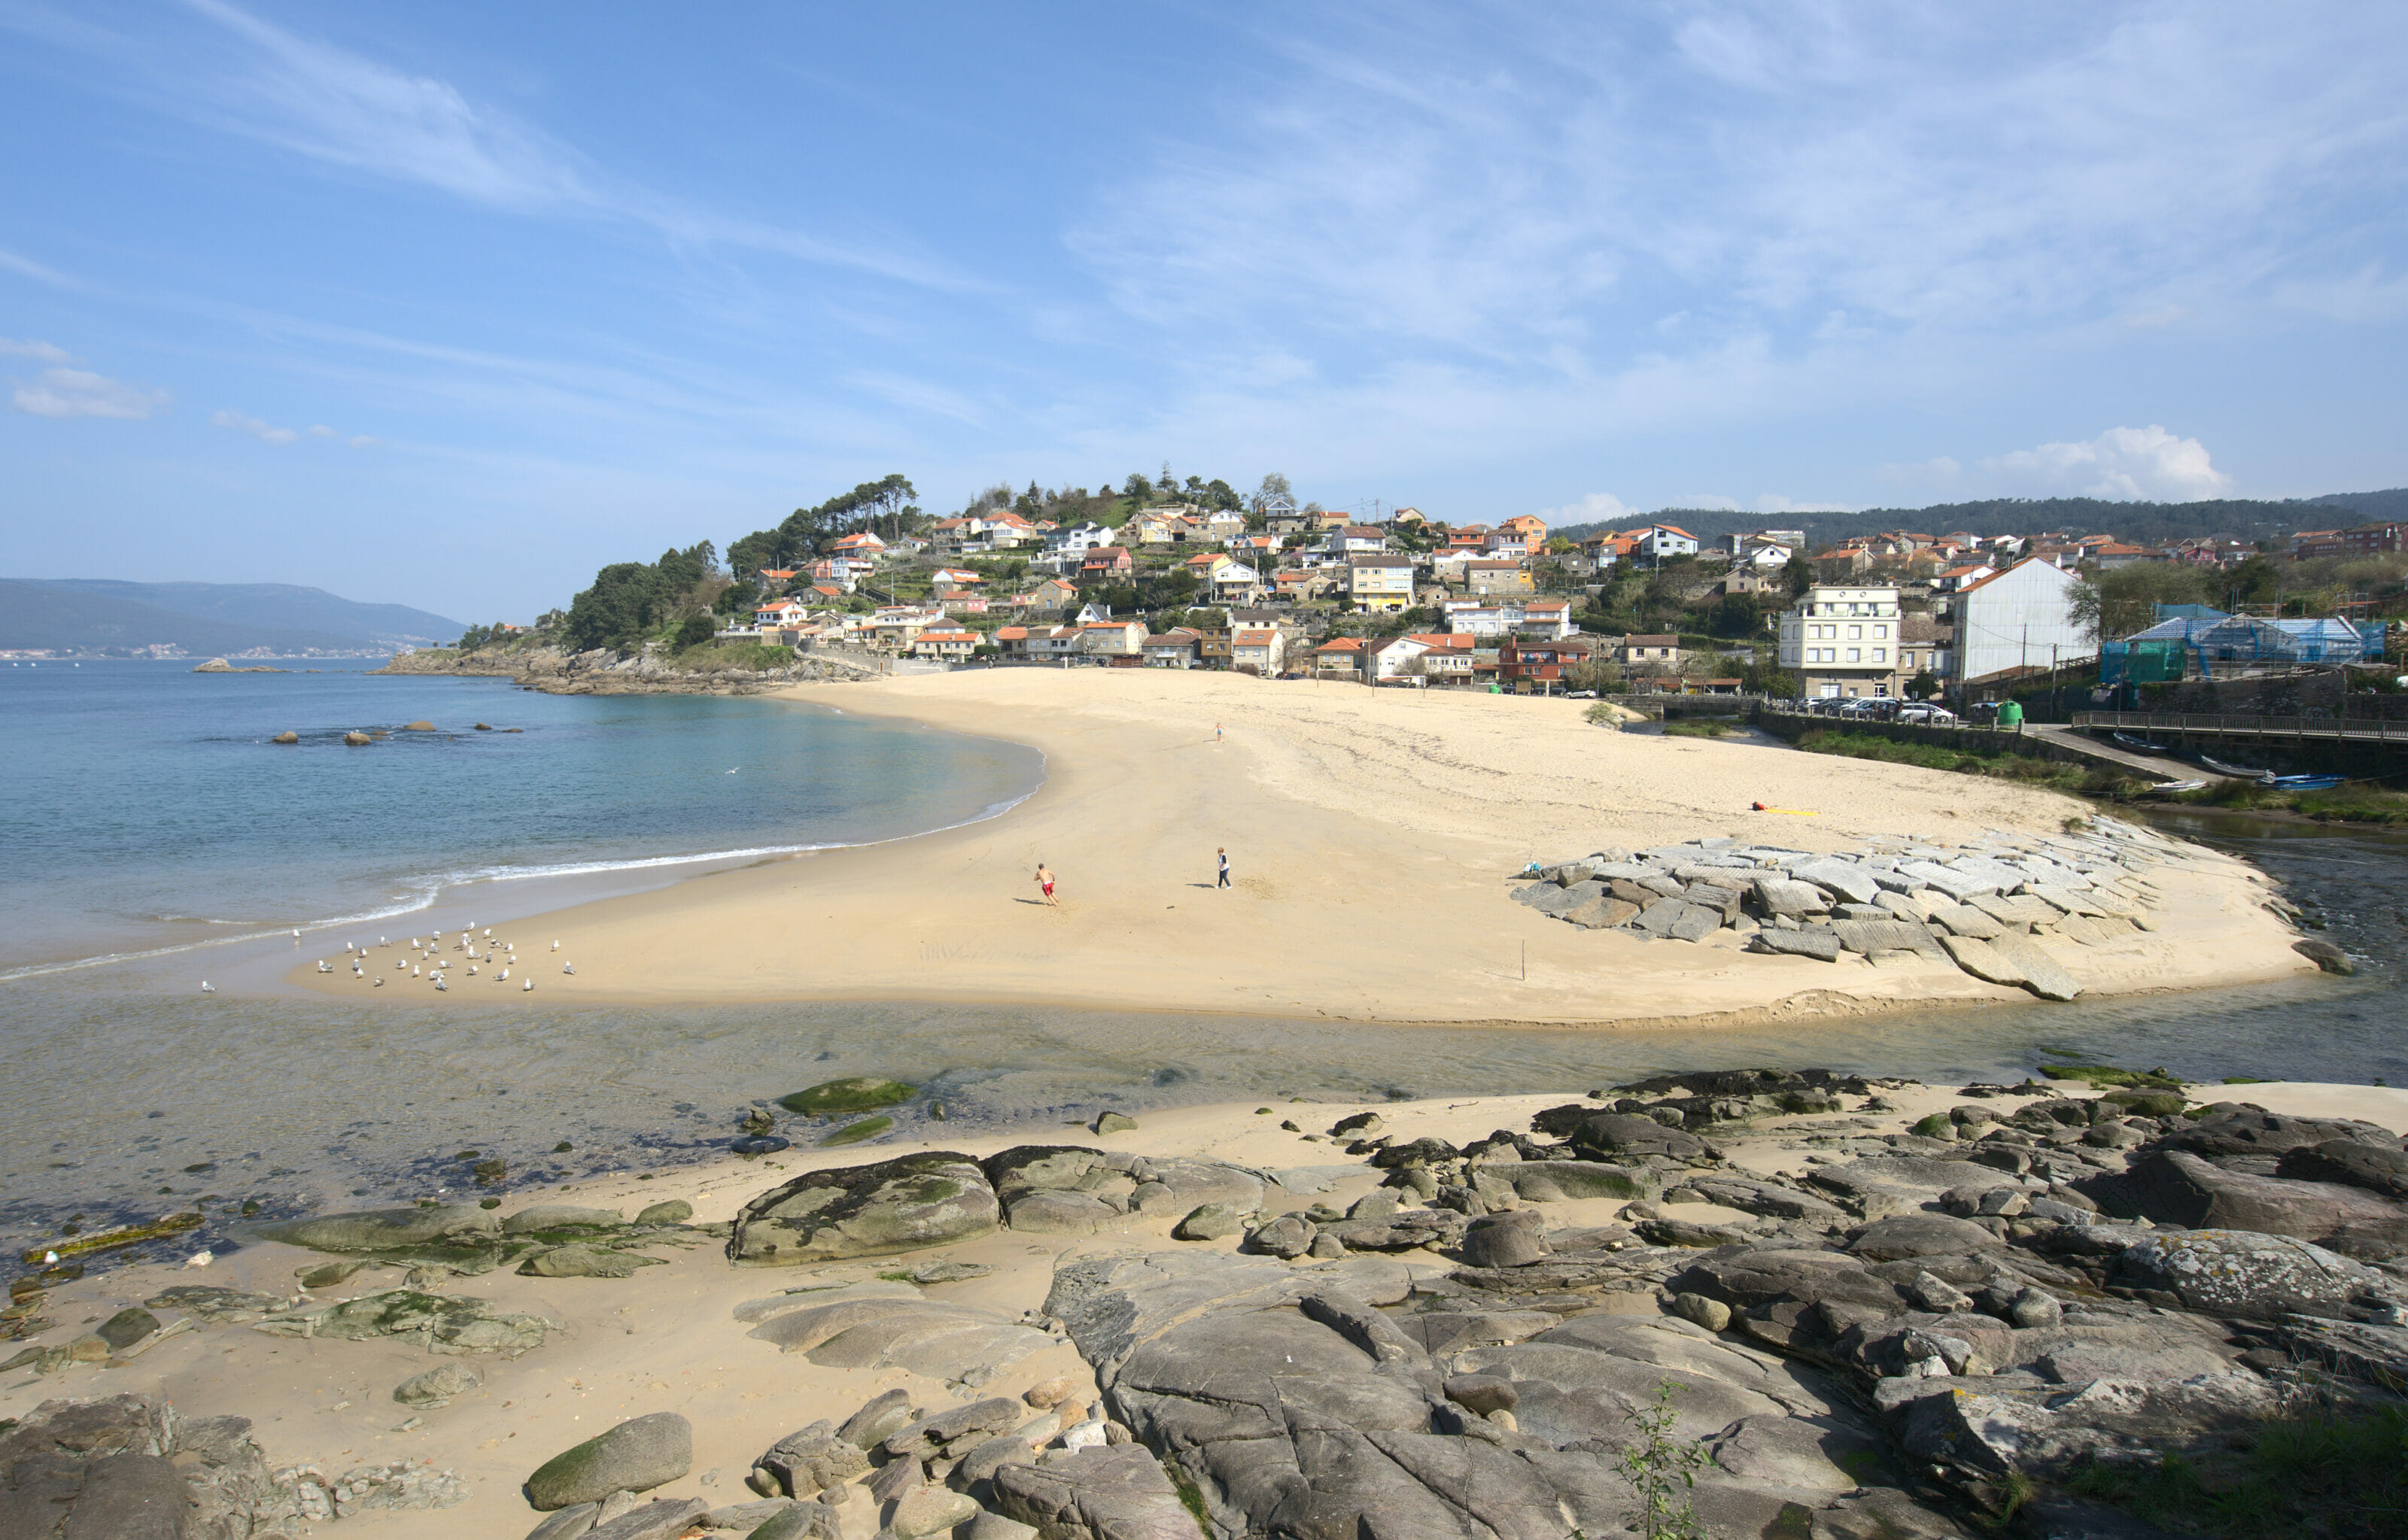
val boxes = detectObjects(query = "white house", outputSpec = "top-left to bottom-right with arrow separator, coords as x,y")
1633,524 -> 1700,560
1950,557 -> 2094,687
1044,521 -> 1113,557
1778,585 -> 1905,700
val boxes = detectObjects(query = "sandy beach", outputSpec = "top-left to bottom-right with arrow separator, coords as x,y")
12,1077 -> 2403,1538
289,669 -> 2311,1025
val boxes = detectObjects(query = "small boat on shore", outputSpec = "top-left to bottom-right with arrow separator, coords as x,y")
2148,779 -> 2207,794
2112,731 -> 2173,754
2200,754 -> 2270,779
2263,773 -> 2349,792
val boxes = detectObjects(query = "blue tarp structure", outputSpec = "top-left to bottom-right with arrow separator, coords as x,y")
2102,611 -> 2373,685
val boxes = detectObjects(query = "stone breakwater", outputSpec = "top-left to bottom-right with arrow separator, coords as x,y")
372,644 -> 877,696
1507,813 -> 2315,1001
13,1071 -> 2408,1538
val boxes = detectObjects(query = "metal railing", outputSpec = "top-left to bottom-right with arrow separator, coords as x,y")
2072,710 -> 2408,742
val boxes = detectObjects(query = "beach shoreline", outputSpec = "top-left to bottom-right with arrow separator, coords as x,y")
282,669 -> 2314,1026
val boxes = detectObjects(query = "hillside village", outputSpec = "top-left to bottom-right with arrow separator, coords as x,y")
486,476 -> 2405,706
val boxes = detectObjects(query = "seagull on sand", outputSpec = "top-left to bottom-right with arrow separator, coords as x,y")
563,961 -> 575,975
199,981 -> 214,993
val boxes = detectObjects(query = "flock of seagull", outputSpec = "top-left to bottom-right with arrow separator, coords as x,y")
204,928 -> 576,995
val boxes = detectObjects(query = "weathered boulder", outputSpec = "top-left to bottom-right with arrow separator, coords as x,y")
1172,1202 -> 1248,1241
2110,1229 -> 2396,1320
1749,927 -> 1844,961
728,1151 -> 999,1264
746,1295 -> 1050,1385
1826,919 -> 1944,958
833,1388 -> 915,1450
2278,1138 -> 2408,1199
1245,1214 -> 1316,1259
634,1198 -> 693,1225
989,1446 -> 1205,1540
777,1077 -> 914,1116
752,1423 -> 868,1498
1752,876 -> 1829,918
258,1204 -> 499,1253
2158,1104 -> 2400,1161
585,1496 -> 709,1540
1570,1113 -> 1704,1161
2082,1149 -> 2408,1259
883,1399 -> 1023,1460
251,1289 -> 555,1356
1458,1209 -> 1549,1268
1507,1159 -> 1655,1202
1847,1214 -> 2007,1262
1005,1189 -> 1124,1234
524,1413 -> 692,1511
518,1244 -> 664,1278
890,1485 -> 982,1538
393,1363 -> 482,1408
502,1204 -> 625,1234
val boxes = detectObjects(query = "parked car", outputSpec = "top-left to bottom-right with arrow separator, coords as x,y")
1897,704 -> 1958,724
1566,689 -> 1598,699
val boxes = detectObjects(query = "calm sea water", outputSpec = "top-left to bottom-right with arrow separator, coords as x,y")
2,661 -> 2401,1271
0,659 -> 1040,975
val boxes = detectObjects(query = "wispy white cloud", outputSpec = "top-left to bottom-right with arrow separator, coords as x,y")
0,337 -> 77,363
0,245 -> 81,287
1982,425 -> 2234,502
1537,491 -> 1636,525
1069,2 -> 2408,472
211,407 -> 298,443
11,366 -> 168,419
133,0 -> 968,289
2274,264 -> 2408,323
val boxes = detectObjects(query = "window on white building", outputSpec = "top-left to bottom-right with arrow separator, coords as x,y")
1847,624 -> 1862,639
1847,648 -> 1860,662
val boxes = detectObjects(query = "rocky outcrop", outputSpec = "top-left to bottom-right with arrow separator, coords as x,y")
728,1151 -> 1000,1264
0,1392 -> 458,1536
524,1413 -> 692,1511
1505,818 -> 2210,999
372,642 -> 883,696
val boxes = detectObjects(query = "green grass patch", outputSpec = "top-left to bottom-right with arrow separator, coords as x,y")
1662,719 -> 1736,738
2068,1406 -> 2408,1538
2172,780 -> 2408,824
667,641 -> 796,673
1795,730 -> 2143,799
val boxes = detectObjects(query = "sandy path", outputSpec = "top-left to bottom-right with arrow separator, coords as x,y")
288,669 -> 2309,1025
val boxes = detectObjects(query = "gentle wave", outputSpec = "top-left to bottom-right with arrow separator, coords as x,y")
0,782 -> 1039,984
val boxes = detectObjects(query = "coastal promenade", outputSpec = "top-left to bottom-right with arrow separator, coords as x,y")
290,669 -> 2310,1025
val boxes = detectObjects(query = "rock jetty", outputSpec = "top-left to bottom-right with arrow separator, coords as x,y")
1507,814 -> 2231,999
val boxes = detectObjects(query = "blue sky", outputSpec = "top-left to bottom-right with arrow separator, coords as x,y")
4,1 -> 2405,624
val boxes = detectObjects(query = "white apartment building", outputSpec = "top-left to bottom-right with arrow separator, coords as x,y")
1778,584 -> 1905,698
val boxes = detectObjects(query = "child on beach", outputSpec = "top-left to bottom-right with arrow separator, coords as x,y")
1217,847 -> 1230,888
1035,863 -> 1058,906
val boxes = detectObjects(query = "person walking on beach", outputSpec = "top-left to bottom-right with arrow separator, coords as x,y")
1035,862 -> 1059,907
1214,723 -> 1223,743
1217,847 -> 1230,888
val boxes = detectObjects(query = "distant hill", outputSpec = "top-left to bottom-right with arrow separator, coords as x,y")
0,579 -> 464,658
1555,489 -> 2408,551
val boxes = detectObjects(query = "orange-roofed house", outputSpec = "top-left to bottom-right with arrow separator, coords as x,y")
1310,636 -> 1365,676
1230,627 -> 1287,676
